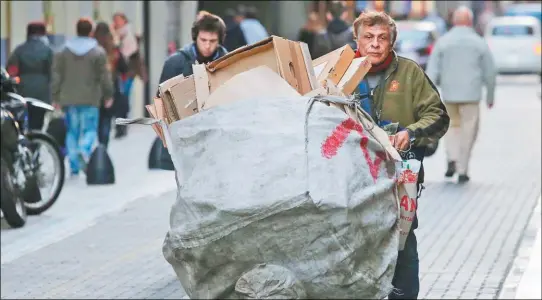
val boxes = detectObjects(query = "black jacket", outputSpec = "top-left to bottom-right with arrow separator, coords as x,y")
157,43 -> 228,90
7,37 -> 54,103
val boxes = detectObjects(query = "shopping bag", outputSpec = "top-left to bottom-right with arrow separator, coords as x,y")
396,159 -> 421,251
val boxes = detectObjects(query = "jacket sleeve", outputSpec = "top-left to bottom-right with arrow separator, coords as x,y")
51,51 -> 64,104
480,41 -> 497,106
46,47 -> 54,83
6,46 -> 20,76
405,66 -> 450,145
96,50 -> 114,100
156,53 -> 185,97
425,40 -> 442,85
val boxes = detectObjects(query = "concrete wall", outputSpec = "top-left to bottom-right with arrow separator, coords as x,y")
277,1 -> 310,41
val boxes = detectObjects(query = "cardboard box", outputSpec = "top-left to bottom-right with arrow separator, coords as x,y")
156,75 -> 199,123
194,36 -> 317,110
337,56 -> 372,95
312,44 -> 355,86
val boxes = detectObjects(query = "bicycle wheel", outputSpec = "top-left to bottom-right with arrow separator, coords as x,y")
23,131 -> 65,215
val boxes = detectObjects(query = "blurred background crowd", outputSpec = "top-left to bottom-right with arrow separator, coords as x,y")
1,0 -> 540,123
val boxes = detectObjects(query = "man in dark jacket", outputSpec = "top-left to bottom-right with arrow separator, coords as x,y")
158,13 -> 228,85
223,8 -> 248,52
7,22 -> 54,130
154,13 -> 228,171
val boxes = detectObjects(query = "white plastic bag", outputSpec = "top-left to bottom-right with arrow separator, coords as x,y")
396,159 -> 421,250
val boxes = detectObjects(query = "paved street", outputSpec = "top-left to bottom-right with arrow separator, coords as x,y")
1,75 -> 540,299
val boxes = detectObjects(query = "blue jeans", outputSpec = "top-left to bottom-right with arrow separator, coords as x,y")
389,216 -> 419,299
64,106 -> 99,174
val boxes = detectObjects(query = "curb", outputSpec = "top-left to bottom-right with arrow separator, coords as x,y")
498,195 -> 541,299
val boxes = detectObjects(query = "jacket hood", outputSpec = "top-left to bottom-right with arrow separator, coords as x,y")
65,37 -> 98,56
179,43 -> 228,61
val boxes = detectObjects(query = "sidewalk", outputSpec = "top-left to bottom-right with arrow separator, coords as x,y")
499,196 -> 542,300
516,223 -> 541,299
1,125 -> 177,264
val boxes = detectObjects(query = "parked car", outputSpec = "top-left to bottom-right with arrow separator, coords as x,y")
503,3 -> 542,24
484,16 -> 541,75
394,21 -> 439,70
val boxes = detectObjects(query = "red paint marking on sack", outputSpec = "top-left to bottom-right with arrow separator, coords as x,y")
400,195 -> 417,212
321,118 -> 387,182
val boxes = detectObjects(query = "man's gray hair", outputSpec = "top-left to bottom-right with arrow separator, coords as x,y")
353,11 -> 397,46
452,6 -> 474,24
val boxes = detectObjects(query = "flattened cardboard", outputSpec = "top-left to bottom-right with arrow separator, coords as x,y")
193,64 -> 210,111
312,44 -> 355,86
299,42 -> 319,90
338,56 -> 372,95
158,74 -> 184,96
162,90 -> 180,123
203,66 -> 300,110
153,97 -> 167,123
167,75 -> 198,120
145,104 -> 166,147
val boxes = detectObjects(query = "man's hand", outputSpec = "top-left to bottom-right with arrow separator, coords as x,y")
104,98 -> 114,109
393,130 -> 411,151
52,102 -> 61,110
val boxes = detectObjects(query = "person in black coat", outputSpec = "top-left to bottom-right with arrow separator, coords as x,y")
7,22 -> 53,130
222,8 -> 248,52
153,13 -> 229,170
94,22 -> 129,148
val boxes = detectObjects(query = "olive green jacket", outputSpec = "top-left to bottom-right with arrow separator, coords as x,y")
354,52 -> 450,147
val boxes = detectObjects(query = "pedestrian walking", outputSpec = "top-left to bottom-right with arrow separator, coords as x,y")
425,6 -> 497,183
51,18 -> 114,177
94,22 -> 129,148
111,12 -> 148,139
154,13 -> 228,171
222,8 -> 248,52
313,1 -> 356,55
298,12 -> 326,59
352,11 -> 450,298
237,5 -> 269,45
6,21 -> 53,130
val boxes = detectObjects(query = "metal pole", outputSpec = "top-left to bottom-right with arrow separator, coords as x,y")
143,0 -> 150,117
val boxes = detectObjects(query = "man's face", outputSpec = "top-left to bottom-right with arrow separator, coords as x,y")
196,31 -> 219,58
356,24 -> 393,65
113,16 -> 126,30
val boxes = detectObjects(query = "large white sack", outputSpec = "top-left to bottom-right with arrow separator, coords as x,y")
159,95 -> 400,299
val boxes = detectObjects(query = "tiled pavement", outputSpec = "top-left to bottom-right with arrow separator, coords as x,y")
1,75 -> 540,299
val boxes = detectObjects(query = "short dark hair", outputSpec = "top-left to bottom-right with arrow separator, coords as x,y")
191,13 -> 226,44
27,21 -> 46,37
76,18 -> 94,37
328,1 -> 346,19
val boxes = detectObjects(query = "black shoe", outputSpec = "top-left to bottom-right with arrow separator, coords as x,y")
445,161 -> 456,177
458,174 -> 470,184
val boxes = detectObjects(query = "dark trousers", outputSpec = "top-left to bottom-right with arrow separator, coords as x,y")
98,107 -> 113,147
27,104 -> 46,131
389,216 -> 419,299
